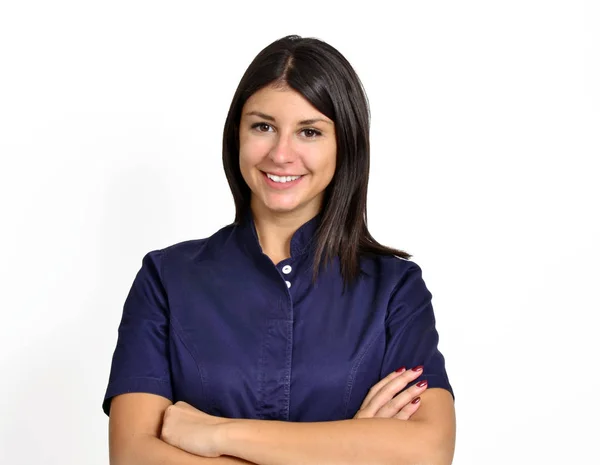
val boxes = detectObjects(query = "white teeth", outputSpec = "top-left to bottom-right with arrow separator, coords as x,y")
266,173 -> 301,183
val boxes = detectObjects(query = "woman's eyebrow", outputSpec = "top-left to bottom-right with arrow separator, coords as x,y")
244,111 -> 333,125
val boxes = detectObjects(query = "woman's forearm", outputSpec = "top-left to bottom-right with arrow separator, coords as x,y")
216,417 -> 449,465
112,434 -> 255,465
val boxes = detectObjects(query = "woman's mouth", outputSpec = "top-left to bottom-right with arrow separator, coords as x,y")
262,171 -> 305,189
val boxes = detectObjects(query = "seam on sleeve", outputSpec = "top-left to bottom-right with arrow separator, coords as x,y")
102,376 -> 174,415
342,327 -> 385,418
169,312 -> 209,409
112,376 -> 171,382
385,263 -> 432,350
157,247 -> 168,297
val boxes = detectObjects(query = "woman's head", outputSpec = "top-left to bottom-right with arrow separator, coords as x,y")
238,84 -> 337,221
223,35 -> 370,222
223,35 -> 409,287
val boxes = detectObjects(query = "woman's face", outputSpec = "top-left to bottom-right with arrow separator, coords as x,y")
239,85 -> 336,220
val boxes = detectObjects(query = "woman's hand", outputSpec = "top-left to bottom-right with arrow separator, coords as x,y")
160,401 -> 227,457
354,366 -> 428,419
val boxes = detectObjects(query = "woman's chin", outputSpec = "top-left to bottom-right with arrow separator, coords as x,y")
264,203 -> 299,214
254,192 -> 321,216
255,193 -> 295,211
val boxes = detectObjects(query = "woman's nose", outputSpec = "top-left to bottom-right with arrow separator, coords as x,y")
269,134 -> 296,164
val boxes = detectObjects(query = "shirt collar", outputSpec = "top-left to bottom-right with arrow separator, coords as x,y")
238,209 -> 322,259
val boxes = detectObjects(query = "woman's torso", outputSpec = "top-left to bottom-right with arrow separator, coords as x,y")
162,216 -> 407,421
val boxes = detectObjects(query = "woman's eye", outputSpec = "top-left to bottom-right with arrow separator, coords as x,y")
301,128 -> 321,138
252,123 -> 272,132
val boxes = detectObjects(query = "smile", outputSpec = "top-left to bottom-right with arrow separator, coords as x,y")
265,173 -> 303,183
261,171 -> 305,189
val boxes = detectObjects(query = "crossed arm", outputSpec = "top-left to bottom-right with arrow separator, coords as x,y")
109,384 -> 455,465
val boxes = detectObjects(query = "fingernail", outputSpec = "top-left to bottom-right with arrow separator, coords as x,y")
395,366 -> 406,373
411,365 -> 424,372
416,380 -> 428,388
411,397 -> 421,404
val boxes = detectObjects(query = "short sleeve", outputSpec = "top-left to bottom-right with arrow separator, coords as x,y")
381,263 -> 454,400
102,250 -> 173,415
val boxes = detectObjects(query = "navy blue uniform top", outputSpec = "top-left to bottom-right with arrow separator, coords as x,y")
102,211 -> 453,421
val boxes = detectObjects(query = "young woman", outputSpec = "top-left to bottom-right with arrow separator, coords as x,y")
103,35 -> 456,465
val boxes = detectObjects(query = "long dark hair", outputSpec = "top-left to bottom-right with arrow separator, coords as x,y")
222,35 -> 411,289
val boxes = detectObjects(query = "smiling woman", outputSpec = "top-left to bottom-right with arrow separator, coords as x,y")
238,86 -> 337,247
104,35 -> 456,465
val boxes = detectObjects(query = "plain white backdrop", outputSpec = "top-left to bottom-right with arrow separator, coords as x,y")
1,1 -> 598,463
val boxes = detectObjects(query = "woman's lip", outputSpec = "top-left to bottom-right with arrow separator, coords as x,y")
261,171 -> 304,189
261,171 -> 304,177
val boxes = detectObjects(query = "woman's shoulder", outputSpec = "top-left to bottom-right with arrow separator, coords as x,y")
360,252 -> 424,281
358,254 -> 433,311
144,222 -> 238,268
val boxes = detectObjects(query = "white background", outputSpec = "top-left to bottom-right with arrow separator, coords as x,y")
1,1 -> 598,463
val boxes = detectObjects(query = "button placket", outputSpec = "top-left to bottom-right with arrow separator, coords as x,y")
282,264 -> 292,289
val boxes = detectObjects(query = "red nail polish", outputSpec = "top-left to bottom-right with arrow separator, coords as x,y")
411,365 -> 424,372
416,380 -> 428,388
395,366 -> 406,373
411,397 -> 421,404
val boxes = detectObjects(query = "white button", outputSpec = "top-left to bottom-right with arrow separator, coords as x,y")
282,265 -> 292,274
285,280 -> 291,288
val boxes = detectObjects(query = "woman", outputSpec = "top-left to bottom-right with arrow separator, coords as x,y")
103,35 -> 456,464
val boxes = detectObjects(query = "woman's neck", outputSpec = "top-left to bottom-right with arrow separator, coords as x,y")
251,202 -> 319,265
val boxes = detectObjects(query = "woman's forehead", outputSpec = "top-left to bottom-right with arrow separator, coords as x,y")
243,86 -> 332,124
